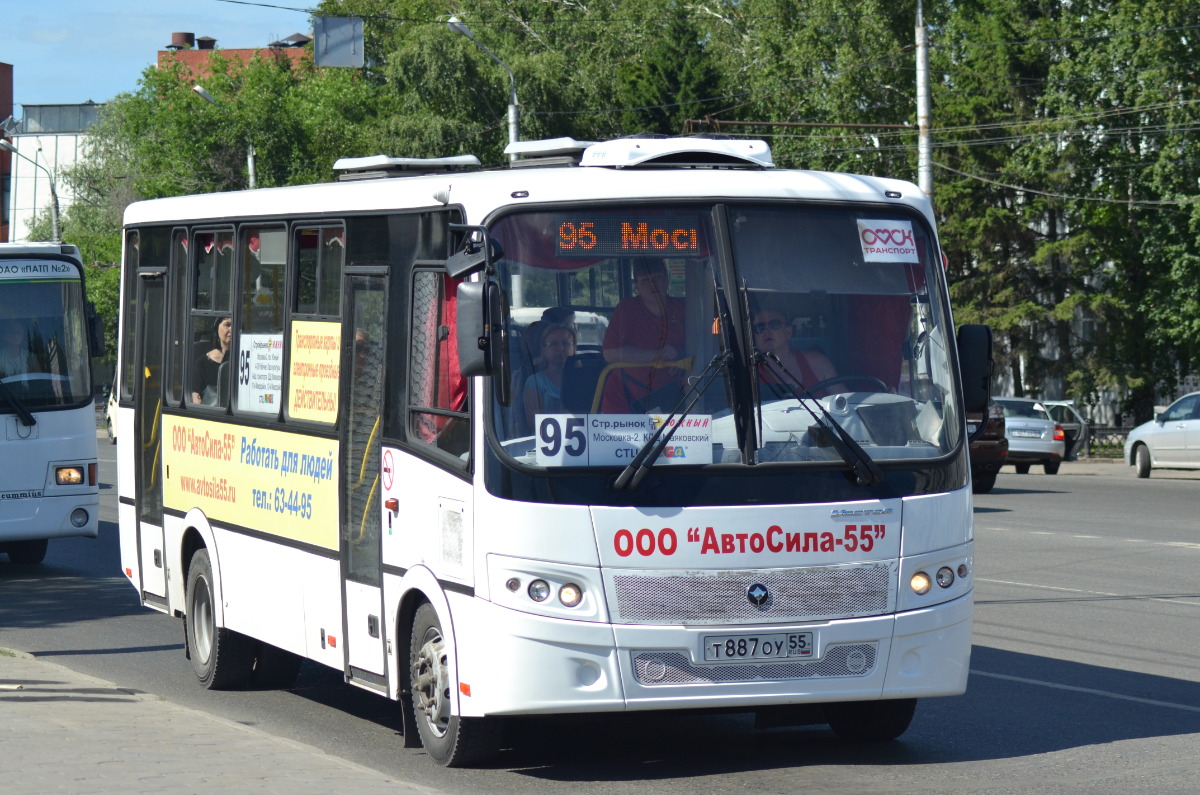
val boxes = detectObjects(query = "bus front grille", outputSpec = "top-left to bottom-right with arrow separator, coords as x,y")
610,562 -> 895,625
631,644 -> 878,685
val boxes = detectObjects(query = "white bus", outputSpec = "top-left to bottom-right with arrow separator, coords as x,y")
116,137 -> 992,766
0,243 -> 102,564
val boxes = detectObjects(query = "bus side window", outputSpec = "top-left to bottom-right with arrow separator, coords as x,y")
407,269 -> 469,466
238,226 -> 287,416
188,229 -> 235,409
295,225 -> 344,317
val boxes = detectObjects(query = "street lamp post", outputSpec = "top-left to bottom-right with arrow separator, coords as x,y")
447,16 -> 520,161
0,139 -> 60,242
193,85 -> 257,189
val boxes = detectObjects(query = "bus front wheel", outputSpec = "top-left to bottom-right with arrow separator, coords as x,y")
5,538 -> 48,564
185,548 -> 256,690
825,698 -> 917,742
408,602 -> 500,767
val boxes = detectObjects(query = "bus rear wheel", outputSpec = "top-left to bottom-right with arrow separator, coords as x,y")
185,548 -> 256,690
5,538 -> 48,564
825,698 -> 917,742
409,603 -> 500,767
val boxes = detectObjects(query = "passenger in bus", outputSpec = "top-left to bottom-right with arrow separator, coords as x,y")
0,318 -> 37,378
600,259 -> 687,412
191,316 -> 232,406
752,308 -> 844,398
523,322 -> 577,426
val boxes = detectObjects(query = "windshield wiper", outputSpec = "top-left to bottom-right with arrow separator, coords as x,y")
613,351 -> 731,491
0,380 -> 37,427
756,351 -> 883,486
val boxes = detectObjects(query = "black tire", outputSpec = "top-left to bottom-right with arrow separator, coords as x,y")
1014,463 -> 1031,474
826,698 -> 917,742
971,470 -> 997,494
1043,460 -> 1060,475
1134,444 -> 1151,478
251,642 -> 303,689
185,548 -> 256,690
409,603 -> 500,767
6,538 -> 48,564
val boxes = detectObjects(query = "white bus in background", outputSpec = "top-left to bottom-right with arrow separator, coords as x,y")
116,136 -> 992,767
0,243 -> 102,564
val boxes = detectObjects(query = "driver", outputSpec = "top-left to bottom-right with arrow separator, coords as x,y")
751,309 -> 844,397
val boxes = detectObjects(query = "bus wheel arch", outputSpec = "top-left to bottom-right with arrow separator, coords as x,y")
406,600 -> 501,766
183,545 -> 256,689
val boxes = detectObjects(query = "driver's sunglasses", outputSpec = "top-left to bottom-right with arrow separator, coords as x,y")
753,319 -> 785,334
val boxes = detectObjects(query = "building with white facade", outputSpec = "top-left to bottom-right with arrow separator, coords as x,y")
4,103 -> 102,243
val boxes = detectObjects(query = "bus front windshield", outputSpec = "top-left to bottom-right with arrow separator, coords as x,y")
489,203 -> 960,472
0,274 -> 93,410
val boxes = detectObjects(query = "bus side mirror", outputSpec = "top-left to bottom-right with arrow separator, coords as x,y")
956,324 -> 992,414
456,280 -> 511,405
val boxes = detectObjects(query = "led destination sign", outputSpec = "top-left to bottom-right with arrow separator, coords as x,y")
556,216 -> 706,257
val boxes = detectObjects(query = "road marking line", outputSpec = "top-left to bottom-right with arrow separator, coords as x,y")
971,670 -> 1200,714
976,578 -> 1200,608
983,527 -> 1200,551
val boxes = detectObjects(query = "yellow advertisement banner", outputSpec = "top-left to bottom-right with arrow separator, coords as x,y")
162,414 -> 340,550
289,320 -> 342,424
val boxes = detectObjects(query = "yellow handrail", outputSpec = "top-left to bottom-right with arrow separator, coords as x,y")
590,357 -> 694,413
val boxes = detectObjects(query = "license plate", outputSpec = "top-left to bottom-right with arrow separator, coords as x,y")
703,632 -> 815,662
1010,429 -> 1041,438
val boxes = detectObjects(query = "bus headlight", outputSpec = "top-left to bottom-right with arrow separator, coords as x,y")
71,508 -> 90,528
56,466 -> 85,485
936,566 -> 955,588
910,571 -> 932,595
558,583 -> 583,608
528,579 -> 551,602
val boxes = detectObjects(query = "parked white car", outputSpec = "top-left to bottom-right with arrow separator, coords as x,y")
995,397 -> 1066,474
1123,391 -> 1200,477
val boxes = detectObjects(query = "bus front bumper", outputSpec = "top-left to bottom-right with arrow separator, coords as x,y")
453,592 -> 972,718
0,493 -> 100,542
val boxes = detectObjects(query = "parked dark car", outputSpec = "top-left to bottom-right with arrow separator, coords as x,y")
968,401 -> 1008,494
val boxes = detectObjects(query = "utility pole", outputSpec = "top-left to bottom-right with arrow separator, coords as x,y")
916,0 -> 933,198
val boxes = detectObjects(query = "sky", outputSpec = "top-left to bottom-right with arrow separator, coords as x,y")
2,0 -> 314,110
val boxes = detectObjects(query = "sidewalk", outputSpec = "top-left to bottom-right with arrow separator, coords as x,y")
1060,456 -> 1200,478
0,648 -> 427,795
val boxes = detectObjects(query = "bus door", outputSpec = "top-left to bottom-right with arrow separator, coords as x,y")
134,272 -> 168,601
340,270 -> 389,687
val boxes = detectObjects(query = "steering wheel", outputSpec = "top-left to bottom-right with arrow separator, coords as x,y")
805,374 -> 887,395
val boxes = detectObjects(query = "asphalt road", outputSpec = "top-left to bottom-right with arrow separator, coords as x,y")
1,447 -> 1198,794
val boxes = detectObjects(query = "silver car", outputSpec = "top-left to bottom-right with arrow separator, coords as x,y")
995,397 -> 1066,474
1124,391 -> 1200,478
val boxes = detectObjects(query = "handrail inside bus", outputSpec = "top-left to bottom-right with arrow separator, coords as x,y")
590,358 -> 694,413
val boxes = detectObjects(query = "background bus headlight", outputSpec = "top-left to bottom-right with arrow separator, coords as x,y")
56,466 -> 85,485
910,571 -> 932,595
